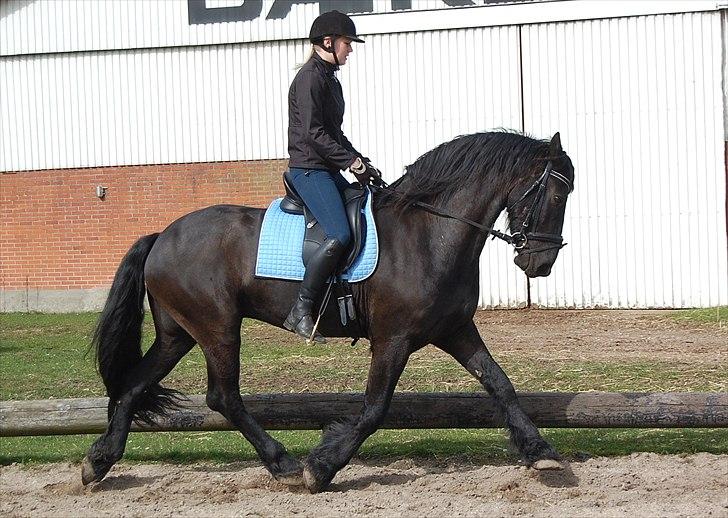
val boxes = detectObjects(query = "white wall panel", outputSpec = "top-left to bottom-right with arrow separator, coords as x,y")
1,0 -> 719,57
340,27 -> 527,308
0,41 -> 309,170
522,12 -> 728,308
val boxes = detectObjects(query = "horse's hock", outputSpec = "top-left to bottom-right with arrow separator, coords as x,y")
1,392 -> 726,437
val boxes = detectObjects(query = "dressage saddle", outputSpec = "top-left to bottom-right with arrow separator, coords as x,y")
280,170 -> 368,273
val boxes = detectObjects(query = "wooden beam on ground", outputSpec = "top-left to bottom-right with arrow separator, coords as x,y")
1,392 -> 726,437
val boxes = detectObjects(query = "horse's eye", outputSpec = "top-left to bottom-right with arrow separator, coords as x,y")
553,195 -> 564,204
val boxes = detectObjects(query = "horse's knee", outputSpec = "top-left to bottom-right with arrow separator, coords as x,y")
465,349 -> 491,381
206,389 -> 225,414
357,407 -> 387,435
466,350 -> 517,399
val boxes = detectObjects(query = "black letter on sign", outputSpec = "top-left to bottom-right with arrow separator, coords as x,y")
319,1 -> 374,15
392,0 -> 412,10
268,1 -> 374,20
188,0 -> 264,25
267,0 -> 317,20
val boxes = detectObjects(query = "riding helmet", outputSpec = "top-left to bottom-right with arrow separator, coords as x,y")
309,10 -> 364,43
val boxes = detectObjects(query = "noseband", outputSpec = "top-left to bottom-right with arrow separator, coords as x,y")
373,159 -> 573,253
508,160 -> 574,255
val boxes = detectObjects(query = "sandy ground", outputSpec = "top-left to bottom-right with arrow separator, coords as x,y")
1,310 -> 726,516
1,454 -> 727,517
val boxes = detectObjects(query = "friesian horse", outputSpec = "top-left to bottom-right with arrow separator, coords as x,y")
83,130 -> 575,492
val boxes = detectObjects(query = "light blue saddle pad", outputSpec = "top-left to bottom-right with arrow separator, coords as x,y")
255,190 -> 378,283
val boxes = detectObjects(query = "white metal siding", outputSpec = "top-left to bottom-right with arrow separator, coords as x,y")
0,27 -> 522,172
343,27 -> 527,309
522,13 -> 728,308
0,42 -> 301,169
1,0 -> 720,57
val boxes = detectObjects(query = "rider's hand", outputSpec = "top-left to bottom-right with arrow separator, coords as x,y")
349,157 -> 371,185
349,157 -> 382,187
363,160 -> 383,187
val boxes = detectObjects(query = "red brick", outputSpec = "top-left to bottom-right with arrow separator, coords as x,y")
0,159 -> 288,289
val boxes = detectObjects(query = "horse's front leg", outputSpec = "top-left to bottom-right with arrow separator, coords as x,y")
303,341 -> 411,493
436,321 -> 562,469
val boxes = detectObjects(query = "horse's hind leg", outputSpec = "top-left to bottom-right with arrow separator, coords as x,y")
194,322 -> 303,485
435,321 -> 562,469
82,306 -> 196,484
303,342 -> 412,493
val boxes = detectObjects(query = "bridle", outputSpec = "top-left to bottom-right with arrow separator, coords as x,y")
372,158 -> 573,254
508,158 -> 574,254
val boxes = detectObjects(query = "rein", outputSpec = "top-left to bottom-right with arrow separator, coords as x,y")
372,159 -> 573,254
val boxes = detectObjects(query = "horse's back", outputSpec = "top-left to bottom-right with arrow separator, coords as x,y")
144,204 -> 264,294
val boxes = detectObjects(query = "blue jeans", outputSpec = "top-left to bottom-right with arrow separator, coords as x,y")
287,168 -> 352,247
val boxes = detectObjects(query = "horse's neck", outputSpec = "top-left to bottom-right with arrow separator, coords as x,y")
384,177 -> 507,271
436,188 -> 505,265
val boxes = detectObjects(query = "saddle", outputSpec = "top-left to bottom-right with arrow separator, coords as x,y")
280,170 -> 368,272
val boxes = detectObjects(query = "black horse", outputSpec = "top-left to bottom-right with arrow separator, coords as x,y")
82,130 -> 575,492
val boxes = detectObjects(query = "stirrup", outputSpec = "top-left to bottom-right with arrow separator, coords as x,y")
285,314 -> 326,344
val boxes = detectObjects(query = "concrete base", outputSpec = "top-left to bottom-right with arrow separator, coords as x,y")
0,288 -> 110,312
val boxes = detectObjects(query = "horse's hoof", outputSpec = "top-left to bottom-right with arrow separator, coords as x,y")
532,459 -> 564,471
275,472 -> 304,486
81,456 -> 100,485
303,465 -> 323,494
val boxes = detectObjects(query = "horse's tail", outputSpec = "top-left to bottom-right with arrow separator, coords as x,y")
92,232 -> 182,424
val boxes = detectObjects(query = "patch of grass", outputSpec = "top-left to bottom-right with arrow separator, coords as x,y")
1,314 -> 725,399
1,312 -> 726,465
1,428 -> 726,465
0,313 -> 102,399
670,306 -> 727,326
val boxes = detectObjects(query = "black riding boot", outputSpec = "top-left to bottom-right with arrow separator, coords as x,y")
284,237 -> 345,343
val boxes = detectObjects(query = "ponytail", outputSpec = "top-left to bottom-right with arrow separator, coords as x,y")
295,45 -> 316,69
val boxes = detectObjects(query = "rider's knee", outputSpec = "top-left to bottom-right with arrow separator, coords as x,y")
330,229 -> 351,248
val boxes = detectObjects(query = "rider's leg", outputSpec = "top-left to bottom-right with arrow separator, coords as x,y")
329,170 -> 355,194
284,169 -> 351,342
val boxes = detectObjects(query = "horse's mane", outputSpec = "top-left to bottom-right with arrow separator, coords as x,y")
377,130 -> 550,210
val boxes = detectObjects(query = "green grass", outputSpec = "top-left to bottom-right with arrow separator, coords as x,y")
1,313 -> 725,399
2,428 -> 726,466
671,306 -> 727,325
1,312 -> 726,465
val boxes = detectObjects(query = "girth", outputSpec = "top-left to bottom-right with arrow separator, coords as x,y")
280,170 -> 368,272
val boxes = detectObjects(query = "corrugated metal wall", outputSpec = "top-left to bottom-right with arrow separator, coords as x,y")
522,13 -> 727,308
1,2 -> 726,308
0,0 -> 316,55
0,42 -> 304,170
341,28 -> 528,308
0,27 -> 525,177
1,0 -> 717,56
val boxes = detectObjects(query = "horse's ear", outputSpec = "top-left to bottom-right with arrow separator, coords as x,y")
549,132 -> 562,155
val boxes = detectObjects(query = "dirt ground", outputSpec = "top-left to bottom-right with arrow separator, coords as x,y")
472,309 -> 726,363
2,454 -> 727,517
1,310 -> 726,517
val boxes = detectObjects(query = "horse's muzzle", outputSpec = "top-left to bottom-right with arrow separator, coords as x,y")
514,249 -> 556,278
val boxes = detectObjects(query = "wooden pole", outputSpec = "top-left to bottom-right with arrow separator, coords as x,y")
1,392 -> 726,437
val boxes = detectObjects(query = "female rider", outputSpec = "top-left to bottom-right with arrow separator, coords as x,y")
283,10 -> 380,343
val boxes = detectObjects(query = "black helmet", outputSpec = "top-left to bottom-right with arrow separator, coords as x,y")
309,10 -> 364,44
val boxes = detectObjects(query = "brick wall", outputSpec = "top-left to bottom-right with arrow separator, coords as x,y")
0,160 -> 286,291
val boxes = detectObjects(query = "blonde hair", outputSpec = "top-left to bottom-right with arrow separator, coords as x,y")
295,45 -> 316,69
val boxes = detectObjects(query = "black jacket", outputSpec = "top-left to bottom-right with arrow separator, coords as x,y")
287,53 -> 360,171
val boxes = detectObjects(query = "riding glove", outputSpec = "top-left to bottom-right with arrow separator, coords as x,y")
350,157 -> 383,186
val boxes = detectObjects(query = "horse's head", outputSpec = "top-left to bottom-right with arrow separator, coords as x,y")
506,132 -> 574,278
